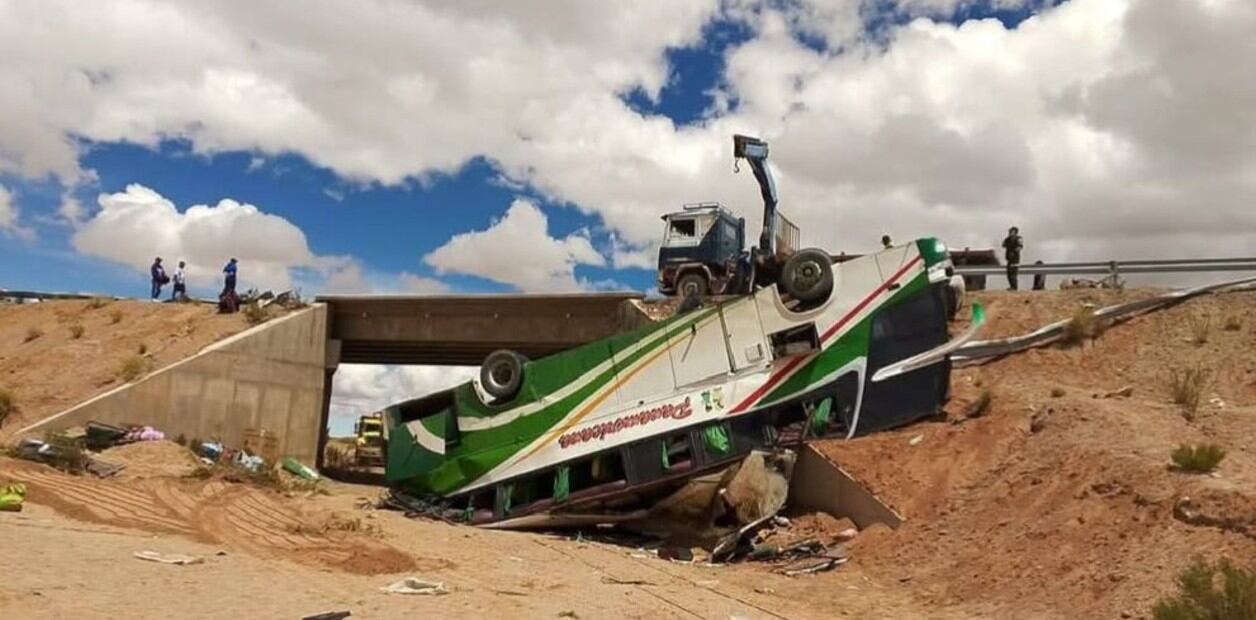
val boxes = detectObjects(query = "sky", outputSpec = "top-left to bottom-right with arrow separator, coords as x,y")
1,0 -> 1252,434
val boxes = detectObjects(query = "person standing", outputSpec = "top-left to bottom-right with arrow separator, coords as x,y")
171,260 -> 187,301
150,257 -> 167,302
222,258 -> 238,294
1002,227 -> 1023,290
881,234 -> 893,249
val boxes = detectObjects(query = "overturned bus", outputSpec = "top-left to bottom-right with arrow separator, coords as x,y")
383,237 -> 980,526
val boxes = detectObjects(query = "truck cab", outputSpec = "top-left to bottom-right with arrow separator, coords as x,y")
657,203 -> 745,298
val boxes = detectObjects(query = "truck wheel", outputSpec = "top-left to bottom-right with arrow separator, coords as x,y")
481,350 -> 526,401
677,272 -> 709,299
781,248 -> 834,303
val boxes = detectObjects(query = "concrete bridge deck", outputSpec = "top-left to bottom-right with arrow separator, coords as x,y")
317,292 -> 649,366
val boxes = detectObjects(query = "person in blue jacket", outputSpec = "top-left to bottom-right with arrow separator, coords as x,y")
150,257 -> 167,301
223,258 -> 238,294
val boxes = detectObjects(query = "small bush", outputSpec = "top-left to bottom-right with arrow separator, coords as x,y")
1049,387 -> 1066,398
117,355 -> 149,382
1152,558 -> 1256,620
0,387 -> 15,429
87,296 -> 111,309
68,323 -> 85,339
967,388 -> 992,418
1060,306 -> 1104,346
1222,314 -> 1242,332
174,433 -> 187,447
109,309 -> 124,324
1168,366 -> 1210,420
41,431 -> 87,474
1186,314 -> 1211,345
1171,444 -> 1226,473
243,302 -> 270,325
137,342 -> 148,355
23,327 -> 42,343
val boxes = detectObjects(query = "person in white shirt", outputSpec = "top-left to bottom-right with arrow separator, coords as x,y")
171,261 -> 187,301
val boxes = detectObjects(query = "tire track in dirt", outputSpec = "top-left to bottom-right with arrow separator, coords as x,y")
0,458 -> 416,575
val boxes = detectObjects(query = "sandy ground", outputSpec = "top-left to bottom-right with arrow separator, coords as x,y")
0,288 -> 1252,619
0,300 -> 250,437
0,464 -> 954,620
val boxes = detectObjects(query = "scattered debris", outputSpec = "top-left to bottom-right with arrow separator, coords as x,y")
282,457 -> 320,480
380,577 -> 449,596
302,612 -> 351,620
133,550 -> 205,566
1101,385 -> 1134,399
657,546 -> 694,562
601,576 -> 656,586
0,482 -> 27,512
908,434 -> 924,446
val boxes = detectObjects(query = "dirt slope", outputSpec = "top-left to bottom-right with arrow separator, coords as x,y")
0,300 -> 249,437
819,288 -> 1256,619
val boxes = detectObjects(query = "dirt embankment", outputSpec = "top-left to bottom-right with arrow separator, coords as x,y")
819,289 -> 1256,619
0,300 -> 250,437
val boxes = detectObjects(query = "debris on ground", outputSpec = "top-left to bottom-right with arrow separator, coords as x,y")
0,481 -> 26,512
133,550 -> 205,566
282,457 -> 319,480
380,577 -> 449,596
302,612 -> 351,620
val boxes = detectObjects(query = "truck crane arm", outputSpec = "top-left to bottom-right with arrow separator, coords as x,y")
733,134 -> 778,255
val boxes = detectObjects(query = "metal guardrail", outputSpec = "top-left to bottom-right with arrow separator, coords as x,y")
954,257 -> 1256,277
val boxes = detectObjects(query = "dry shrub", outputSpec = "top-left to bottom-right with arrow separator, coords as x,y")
68,323 -> 85,339
118,355 -> 150,382
1168,366 -> 1210,420
324,441 -> 354,470
1152,558 -> 1255,620
0,387 -> 15,429
23,327 -> 42,343
109,308 -> 124,324
1060,306 -> 1104,346
40,431 -> 87,474
1049,387 -> 1066,398
290,514 -> 381,538
1170,444 -> 1226,473
137,342 -> 148,355
967,388 -> 992,418
243,302 -> 270,325
87,296 -> 111,309
1186,314 -> 1211,345
1222,314 -> 1242,332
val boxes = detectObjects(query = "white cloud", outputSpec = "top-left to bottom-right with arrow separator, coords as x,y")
317,260 -> 452,295
57,191 -> 85,227
329,364 -> 476,434
0,184 -> 34,240
0,0 -> 1253,277
72,183 -> 317,290
425,199 -> 606,291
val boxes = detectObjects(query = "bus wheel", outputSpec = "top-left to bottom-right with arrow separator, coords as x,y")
481,350 -> 526,401
781,248 -> 834,303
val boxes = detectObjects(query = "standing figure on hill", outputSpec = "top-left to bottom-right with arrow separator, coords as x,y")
881,234 -> 893,249
150,257 -> 167,302
219,257 -> 240,314
171,260 -> 187,301
1002,227 -> 1023,291
222,258 -> 238,295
